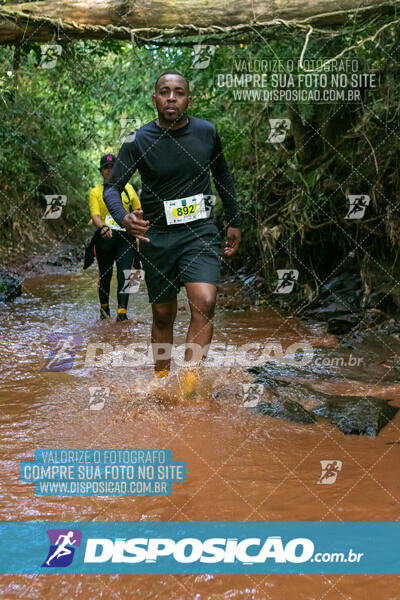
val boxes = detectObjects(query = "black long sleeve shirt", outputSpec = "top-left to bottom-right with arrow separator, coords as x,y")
103,116 -> 241,229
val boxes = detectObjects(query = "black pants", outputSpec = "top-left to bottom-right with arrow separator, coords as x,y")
94,230 -> 136,309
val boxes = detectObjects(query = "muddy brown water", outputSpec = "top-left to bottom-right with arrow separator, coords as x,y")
0,269 -> 400,599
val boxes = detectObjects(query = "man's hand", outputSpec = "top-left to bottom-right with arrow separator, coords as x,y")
100,225 -> 112,239
122,210 -> 150,242
224,227 -> 241,256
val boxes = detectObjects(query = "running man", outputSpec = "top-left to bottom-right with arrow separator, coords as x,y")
45,531 -> 77,566
89,154 -> 141,321
104,71 -> 241,389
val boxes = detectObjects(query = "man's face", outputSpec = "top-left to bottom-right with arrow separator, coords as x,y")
152,74 -> 191,123
100,164 -> 113,182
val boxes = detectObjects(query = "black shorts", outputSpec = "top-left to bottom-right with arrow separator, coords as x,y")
138,220 -> 221,304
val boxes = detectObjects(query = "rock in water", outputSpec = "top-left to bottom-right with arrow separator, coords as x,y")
327,313 -> 363,334
248,364 -> 292,387
312,396 -> 398,436
255,399 -> 316,424
0,267 -> 22,302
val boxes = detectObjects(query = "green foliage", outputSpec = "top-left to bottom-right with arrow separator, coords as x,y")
1,17 -> 400,288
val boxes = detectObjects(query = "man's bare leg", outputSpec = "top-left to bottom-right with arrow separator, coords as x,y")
151,298 -> 177,373
184,282 -> 217,363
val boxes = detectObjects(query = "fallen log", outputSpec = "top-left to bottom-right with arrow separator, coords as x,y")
0,0 -> 397,44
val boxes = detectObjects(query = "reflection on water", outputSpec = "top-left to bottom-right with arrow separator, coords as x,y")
0,269 -> 399,598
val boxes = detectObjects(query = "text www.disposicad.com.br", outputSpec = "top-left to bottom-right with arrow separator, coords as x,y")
38,481 -> 166,494
232,88 -> 361,102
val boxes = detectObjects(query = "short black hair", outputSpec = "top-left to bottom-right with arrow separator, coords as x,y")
154,70 -> 189,92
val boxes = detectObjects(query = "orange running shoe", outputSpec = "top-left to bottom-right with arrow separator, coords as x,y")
155,369 -> 170,379
180,369 -> 198,396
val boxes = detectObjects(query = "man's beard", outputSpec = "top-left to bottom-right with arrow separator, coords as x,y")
158,103 -> 187,123
164,110 -> 185,122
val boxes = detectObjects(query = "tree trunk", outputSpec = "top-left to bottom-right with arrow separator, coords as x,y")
0,0 -> 396,44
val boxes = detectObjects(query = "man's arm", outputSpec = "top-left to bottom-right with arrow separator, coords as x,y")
103,135 -> 139,225
210,130 -> 241,255
210,130 -> 241,229
104,134 -> 150,240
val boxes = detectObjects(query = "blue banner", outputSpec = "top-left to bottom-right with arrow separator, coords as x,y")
0,522 -> 399,574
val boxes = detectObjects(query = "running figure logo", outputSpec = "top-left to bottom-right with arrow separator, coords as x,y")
42,333 -> 82,371
121,269 -> 145,294
267,118 -> 291,144
119,117 -> 139,143
42,195 -> 67,219
204,194 -> 216,218
38,44 -> 62,69
88,386 -> 110,410
192,45 -> 215,69
274,269 -> 299,294
42,529 -> 82,567
345,195 -> 370,220
242,384 -> 264,407
317,460 -> 342,485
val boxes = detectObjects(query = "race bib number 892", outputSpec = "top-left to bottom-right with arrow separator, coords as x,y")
164,194 -> 207,225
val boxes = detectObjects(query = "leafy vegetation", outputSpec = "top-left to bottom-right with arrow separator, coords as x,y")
1,16 -> 399,302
